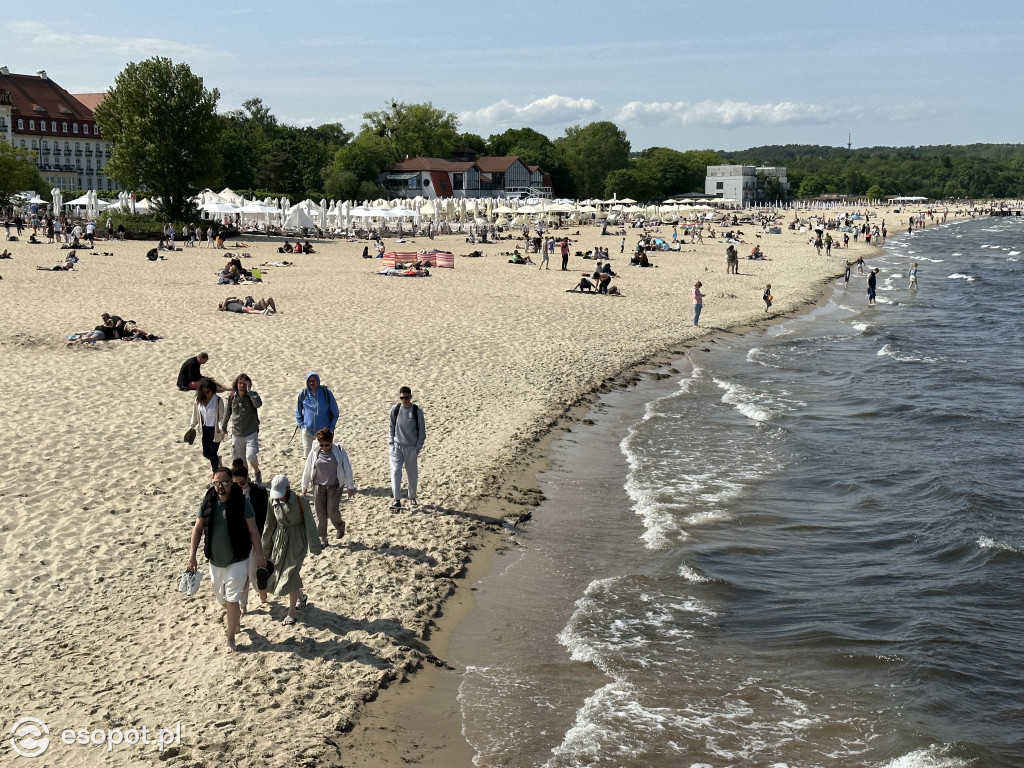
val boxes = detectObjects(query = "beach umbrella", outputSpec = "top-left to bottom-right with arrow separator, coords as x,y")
319,198 -> 328,230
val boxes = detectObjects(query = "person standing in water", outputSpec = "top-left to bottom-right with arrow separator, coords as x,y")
908,262 -> 918,290
867,268 -> 879,306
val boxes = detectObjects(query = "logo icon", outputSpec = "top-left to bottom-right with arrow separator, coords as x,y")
9,718 -> 50,758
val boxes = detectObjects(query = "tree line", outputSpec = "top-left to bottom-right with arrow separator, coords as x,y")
5,57 -> 1023,216
723,144 -> 1024,201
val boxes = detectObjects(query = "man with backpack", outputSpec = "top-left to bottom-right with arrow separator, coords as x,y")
389,386 -> 426,510
295,372 -> 338,458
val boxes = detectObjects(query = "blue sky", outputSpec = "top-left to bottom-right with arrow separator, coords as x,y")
4,0 -> 1020,153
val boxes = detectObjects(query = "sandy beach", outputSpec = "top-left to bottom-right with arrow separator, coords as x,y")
0,209 -> 940,765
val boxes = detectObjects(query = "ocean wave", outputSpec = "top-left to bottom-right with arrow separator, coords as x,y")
1008,250 -> 1021,256
879,744 -> 971,768
877,343 -> 937,363
713,377 -> 776,422
852,322 -> 870,333
678,562 -> 715,582
947,273 -> 977,281
977,536 -> 1020,553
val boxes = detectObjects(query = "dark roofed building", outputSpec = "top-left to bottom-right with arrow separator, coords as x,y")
380,154 -> 552,199
0,67 -> 119,192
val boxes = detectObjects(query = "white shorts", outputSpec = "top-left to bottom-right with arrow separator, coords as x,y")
232,432 -> 259,463
210,559 -> 249,605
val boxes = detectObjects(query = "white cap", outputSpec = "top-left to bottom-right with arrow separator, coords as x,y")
269,474 -> 289,499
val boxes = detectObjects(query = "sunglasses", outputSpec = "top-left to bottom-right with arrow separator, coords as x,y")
399,395 -> 411,400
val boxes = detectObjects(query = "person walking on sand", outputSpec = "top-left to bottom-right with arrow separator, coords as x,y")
867,268 -> 879,306
389,386 -> 426,510
230,461 -> 269,615
185,467 -> 267,653
560,237 -> 571,271
763,284 -> 773,312
908,262 -> 918,290
539,236 -> 550,270
295,372 -> 338,458
262,475 -> 321,626
692,281 -> 705,326
189,378 -> 227,472
301,427 -> 356,548
726,244 -> 738,274
224,373 -> 263,485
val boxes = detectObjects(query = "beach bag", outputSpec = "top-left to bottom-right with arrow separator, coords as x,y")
183,427 -> 197,445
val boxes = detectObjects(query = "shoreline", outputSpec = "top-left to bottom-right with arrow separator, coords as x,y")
338,275 -> 841,766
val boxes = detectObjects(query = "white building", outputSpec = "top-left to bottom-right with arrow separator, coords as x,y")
705,165 -> 788,205
0,67 -> 120,192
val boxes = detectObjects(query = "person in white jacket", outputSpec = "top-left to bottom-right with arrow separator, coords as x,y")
301,427 -> 356,548
189,378 -> 228,472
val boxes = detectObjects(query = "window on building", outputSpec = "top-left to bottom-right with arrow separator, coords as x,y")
17,119 -> 24,129
51,121 -> 57,131
62,122 -> 68,132
31,140 -> 38,149
65,142 -> 70,151
716,182 -> 724,190
42,140 -> 48,149
29,120 -> 35,130
452,173 -> 463,191
19,139 -> 26,147
92,125 -> 98,135
73,123 -> 79,134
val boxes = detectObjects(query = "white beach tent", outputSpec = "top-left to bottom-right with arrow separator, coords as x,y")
283,205 -> 316,229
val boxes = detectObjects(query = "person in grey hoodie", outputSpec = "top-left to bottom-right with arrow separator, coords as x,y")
223,373 -> 263,484
389,386 -> 426,510
295,372 -> 338,458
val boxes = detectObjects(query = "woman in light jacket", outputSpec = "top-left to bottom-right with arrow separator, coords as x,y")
301,427 -> 356,548
189,377 -> 227,472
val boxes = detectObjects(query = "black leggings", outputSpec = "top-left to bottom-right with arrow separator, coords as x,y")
201,425 -> 220,472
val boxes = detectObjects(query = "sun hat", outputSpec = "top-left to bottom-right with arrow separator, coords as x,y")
269,474 -> 290,499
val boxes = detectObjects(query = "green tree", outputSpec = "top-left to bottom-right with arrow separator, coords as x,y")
603,167 -> 659,201
0,143 -> 47,206
865,184 -> 885,201
362,101 -> 460,159
322,130 -> 399,194
557,121 -> 630,199
94,57 -> 222,222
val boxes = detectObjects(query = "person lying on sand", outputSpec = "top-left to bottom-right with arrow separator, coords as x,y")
37,261 -> 76,271
218,296 -> 278,314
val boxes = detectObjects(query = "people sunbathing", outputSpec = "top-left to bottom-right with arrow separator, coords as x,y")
218,296 -> 278,314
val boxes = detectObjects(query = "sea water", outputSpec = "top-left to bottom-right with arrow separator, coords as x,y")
451,215 -> 1024,768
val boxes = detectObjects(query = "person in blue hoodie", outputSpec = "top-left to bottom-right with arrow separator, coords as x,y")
295,372 -> 338,457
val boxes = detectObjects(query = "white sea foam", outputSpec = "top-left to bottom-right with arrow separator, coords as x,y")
879,744 -> 971,768
713,377 -> 774,422
950,252 -> 962,256
877,343 -> 937,363
1008,250 -> 1021,256
852,322 -> 869,333
977,536 -> 1020,553
947,273 -> 976,281
678,562 -> 714,582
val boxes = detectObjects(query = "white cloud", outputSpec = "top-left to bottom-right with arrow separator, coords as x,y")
618,99 -> 841,128
7,20 -> 222,62
460,94 -> 601,128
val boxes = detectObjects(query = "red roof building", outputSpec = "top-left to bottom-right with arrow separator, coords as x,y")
380,152 -> 552,200
0,67 -> 120,192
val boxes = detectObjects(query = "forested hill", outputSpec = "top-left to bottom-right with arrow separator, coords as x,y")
719,144 -> 1024,199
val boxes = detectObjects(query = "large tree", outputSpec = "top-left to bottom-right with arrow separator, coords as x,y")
94,57 -> 222,222
0,142 -> 47,206
557,121 -> 630,199
362,101 -> 460,159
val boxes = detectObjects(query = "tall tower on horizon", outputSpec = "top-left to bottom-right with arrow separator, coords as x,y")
847,133 -> 852,150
